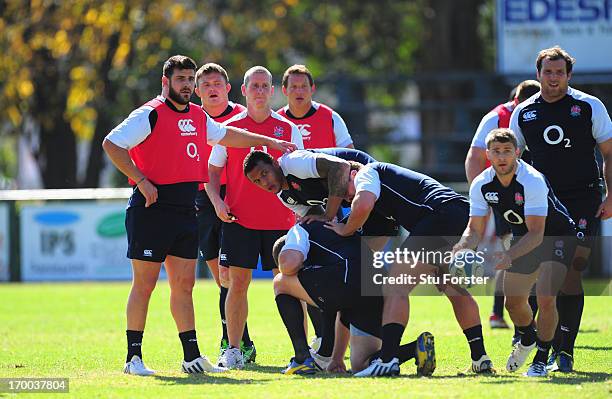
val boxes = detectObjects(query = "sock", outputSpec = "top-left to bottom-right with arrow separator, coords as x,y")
516,322 -> 537,347
307,304 -> 325,338
241,322 -> 253,347
317,311 -> 337,358
492,295 -> 504,317
369,340 -> 416,365
558,292 -> 584,356
463,325 -> 486,361
126,330 -> 143,363
178,330 -> 201,362
552,294 -> 564,353
219,286 -> 228,341
275,294 -> 310,363
533,338 -> 552,364
380,323 -> 405,362
528,294 -> 539,317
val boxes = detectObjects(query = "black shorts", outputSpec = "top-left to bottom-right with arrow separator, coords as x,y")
508,235 -> 578,275
340,296 -> 384,339
401,199 -> 469,259
219,222 -> 286,270
298,263 -> 353,311
196,186 -> 225,262
557,187 -> 602,248
362,210 -> 400,236
339,211 -> 399,237
126,205 -> 198,263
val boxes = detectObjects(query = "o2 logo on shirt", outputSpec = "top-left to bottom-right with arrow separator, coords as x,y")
503,209 -> 524,225
186,142 -> 200,161
305,198 -> 327,206
543,125 -> 571,148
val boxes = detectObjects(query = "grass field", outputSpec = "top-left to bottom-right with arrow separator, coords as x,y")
0,280 -> 610,398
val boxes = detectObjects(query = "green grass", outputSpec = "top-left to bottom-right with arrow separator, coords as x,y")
0,281 -> 610,398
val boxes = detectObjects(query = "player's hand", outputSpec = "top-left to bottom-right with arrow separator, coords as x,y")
161,76 -> 169,99
213,200 -> 236,223
138,179 -> 158,208
492,251 -> 512,270
326,358 -> 347,373
300,214 -> 332,224
595,195 -> 612,220
268,138 -> 297,154
324,220 -> 350,236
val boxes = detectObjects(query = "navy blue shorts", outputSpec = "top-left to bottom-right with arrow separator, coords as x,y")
401,199 -> 469,259
126,205 -> 198,263
508,234 -> 578,275
195,186 -> 225,262
219,222 -> 286,270
557,187 -> 602,248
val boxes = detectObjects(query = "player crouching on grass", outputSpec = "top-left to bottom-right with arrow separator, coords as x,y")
271,221 -> 435,376
453,128 -> 577,377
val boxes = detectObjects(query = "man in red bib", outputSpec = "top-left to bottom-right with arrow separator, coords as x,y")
191,63 -> 256,363
277,64 -> 355,350
208,66 -> 304,369
277,64 -> 354,150
103,56 -> 297,376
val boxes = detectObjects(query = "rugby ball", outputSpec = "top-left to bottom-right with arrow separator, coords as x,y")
448,249 -> 485,289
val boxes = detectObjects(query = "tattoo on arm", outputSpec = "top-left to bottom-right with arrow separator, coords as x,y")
316,156 -> 350,197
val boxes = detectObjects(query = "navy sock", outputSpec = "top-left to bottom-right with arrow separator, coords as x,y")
517,321 -> 537,347
126,330 -> 143,363
380,323 -> 405,362
307,304 -> 325,338
533,338 -> 552,364
219,286 -> 228,341
492,295 -> 504,317
178,330 -> 201,362
275,294 -> 310,363
463,325 -> 486,361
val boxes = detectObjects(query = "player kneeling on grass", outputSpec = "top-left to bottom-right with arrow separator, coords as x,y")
454,128 -> 577,377
272,221 -> 435,376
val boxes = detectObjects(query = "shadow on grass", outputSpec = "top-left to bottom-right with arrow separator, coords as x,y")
545,371 -> 611,385
477,370 -> 611,385
574,345 -> 612,351
577,329 -> 599,334
152,374 -> 272,385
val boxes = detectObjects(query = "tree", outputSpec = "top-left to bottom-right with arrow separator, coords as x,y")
0,0 -> 192,188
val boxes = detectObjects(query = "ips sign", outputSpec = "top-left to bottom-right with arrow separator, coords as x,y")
20,203 -> 133,281
497,0 -> 612,74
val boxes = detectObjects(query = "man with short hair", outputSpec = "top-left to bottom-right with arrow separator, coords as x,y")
510,46 -> 612,371
278,64 -> 354,149
103,56 -> 296,375
192,63 -> 255,363
455,128 -> 577,377
272,221 -> 435,376
323,160 -> 494,377
465,79 -> 541,333
208,66 -> 304,369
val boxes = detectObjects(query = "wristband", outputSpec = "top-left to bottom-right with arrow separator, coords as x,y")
135,177 -> 146,186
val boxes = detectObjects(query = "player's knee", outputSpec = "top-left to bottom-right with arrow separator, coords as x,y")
272,273 -> 287,296
229,274 -> 251,293
504,297 -> 522,314
169,273 -> 195,294
537,296 -> 556,313
219,268 -> 230,287
132,277 -> 157,297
